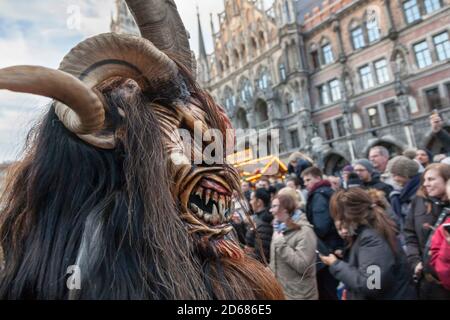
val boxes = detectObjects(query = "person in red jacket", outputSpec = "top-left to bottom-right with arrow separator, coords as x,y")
429,180 -> 450,291
430,217 -> 450,290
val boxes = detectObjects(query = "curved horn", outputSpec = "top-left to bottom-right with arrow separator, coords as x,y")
0,66 -> 105,134
0,33 -> 180,149
125,0 -> 193,73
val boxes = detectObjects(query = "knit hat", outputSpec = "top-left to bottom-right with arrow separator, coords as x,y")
354,159 -> 374,174
342,165 -> 354,173
403,148 -> 417,160
389,156 -> 419,178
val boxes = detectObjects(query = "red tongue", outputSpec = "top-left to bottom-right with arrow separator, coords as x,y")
200,179 -> 230,195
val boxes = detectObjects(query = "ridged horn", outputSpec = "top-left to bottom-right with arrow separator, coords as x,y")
0,33 -> 181,149
0,65 -> 105,134
125,0 -> 194,74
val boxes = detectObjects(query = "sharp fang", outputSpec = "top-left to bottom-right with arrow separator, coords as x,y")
205,189 -> 211,205
212,204 -> 219,216
218,199 -> 223,213
196,187 -> 203,197
190,204 -> 198,213
197,208 -> 204,218
204,213 -> 211,223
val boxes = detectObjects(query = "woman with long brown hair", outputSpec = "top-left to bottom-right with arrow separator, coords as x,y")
319,187 -> 416,300
404,163 -> 450,299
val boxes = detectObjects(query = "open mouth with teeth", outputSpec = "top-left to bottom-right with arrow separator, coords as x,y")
188,178 -> 234,227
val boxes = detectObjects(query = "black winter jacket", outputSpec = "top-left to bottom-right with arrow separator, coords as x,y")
329,226 -> 416,300
245,208 -> 273,264
305,181 -> 343,251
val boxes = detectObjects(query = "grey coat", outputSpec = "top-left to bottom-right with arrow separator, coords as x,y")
329,227 -> 416,300
269,214 -> 318,300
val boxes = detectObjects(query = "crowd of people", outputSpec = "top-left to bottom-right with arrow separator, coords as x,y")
230,113 -> 450,300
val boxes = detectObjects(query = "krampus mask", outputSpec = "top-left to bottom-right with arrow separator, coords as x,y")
0,0 -> 283,299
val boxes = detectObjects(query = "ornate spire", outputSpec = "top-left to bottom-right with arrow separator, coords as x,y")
197,6 -> 207,59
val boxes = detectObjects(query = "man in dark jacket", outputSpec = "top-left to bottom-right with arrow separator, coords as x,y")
354,159 -> 393,199
389,156 -> 421,227
430,113 -> 450,153
302,167 -> 343,300
245,188 -> 273,264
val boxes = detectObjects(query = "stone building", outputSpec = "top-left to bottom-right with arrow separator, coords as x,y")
110,0 -> 450,174
197,0 -> 450,174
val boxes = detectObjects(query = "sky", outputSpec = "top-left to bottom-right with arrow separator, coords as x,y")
0,0 -> 275,163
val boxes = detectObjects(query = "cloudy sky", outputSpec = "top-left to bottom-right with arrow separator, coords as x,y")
0,0 -> 274,163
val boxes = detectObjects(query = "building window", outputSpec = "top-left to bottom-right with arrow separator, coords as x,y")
290,129 -> 300,148
351,27 -> 365,50
283,0 -> 291,23
359,65 -> 375,90
425,87 -> 443,110
258,71 -> 269,90
366,11 -> 380,43
367,106 -> 381,128
224,90 -> 236,112
318,84 -> 330,105
329,79 -> 342,102
424,0 -> 441,14
374,59 -> 390,84
433,32 -> 450,61
384,101 -> 400,124
322,43 -> 334,65
286,97 -> 295,114
336,117 -> 346,137
414,41 -> 433,68
279,63 -> 287,81
240,79 -> 253,102
311,50 -> 320,69
403,0 -> 421,24
323,122 -> 334,140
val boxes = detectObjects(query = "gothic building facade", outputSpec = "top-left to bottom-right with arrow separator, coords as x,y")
111,0 -> 450,174
196,0 -> 450,174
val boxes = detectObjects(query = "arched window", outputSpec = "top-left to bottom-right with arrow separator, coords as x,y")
239,78 -> 253,103
258,31 -> 265,48
309,43 -> 320,69
285,93 -> 295,114
223,87 -> 236,113
279,62 -> 287,81
257,67 -> 270,91
233,49 -> 239,61
251,37 -> 258,51
255,99 -> 269,123
350,20 -> 365,50
236,108 -> 249,129
241,44 -> 246,60
366,10 -> 380,43
321,38 -> 334,65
